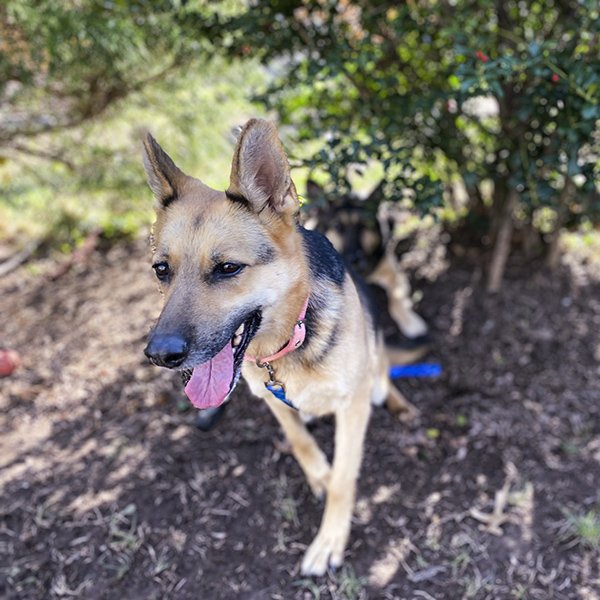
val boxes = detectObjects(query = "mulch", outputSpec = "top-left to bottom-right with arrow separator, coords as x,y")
1,239 -> 599,599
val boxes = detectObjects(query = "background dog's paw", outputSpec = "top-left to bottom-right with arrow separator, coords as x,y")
386,386 -> 419,423
301,530 -> 346,576
195,404 -> 227,431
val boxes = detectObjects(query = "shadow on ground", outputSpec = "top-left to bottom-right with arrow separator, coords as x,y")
1,240 -> 599,599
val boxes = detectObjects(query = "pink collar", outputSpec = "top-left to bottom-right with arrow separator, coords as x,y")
245,296 -> 309,365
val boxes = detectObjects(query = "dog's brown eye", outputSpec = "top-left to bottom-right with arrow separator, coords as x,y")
215,262 -> 244,277
153,262 -> 170,281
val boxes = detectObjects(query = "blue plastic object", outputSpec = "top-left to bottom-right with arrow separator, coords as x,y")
389,363 -> 442,379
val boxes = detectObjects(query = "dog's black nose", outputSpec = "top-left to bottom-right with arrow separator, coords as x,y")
144,334 -> 188,368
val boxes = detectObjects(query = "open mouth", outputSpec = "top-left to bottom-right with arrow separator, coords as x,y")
181,311 -> 262,410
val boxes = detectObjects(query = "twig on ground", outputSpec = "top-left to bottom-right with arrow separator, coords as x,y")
47,228 -> 102,281
0,241 -> 39,277
470,462 -> 519,535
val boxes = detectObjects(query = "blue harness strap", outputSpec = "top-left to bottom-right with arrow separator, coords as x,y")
265,363 -> 442,410
389,363 -> 442,379
266,383 -> 298,410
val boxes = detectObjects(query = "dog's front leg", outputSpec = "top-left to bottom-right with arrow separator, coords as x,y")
264,396 -> 331,498
301,390 -> 371,576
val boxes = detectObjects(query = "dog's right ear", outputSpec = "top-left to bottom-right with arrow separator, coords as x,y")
142,133 -> 186,207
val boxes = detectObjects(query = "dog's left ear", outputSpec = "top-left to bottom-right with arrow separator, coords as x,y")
228,119 -> 298,217
142,133 -> 187,207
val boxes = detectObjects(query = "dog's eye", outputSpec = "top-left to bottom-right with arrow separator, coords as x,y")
152,262 -> 170,281
214,262 -> 244,277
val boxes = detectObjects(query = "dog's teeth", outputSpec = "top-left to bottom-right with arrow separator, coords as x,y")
232,323 -> 246,348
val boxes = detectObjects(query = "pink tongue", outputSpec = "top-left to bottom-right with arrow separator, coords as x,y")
184,343 -> 234,409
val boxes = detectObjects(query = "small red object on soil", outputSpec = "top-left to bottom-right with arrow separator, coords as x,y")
551,73 -> 559,83
0,349 -> 21,377
476,50 -> 489,63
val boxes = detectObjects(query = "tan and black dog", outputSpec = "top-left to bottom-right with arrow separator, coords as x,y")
142,119 -> 415,576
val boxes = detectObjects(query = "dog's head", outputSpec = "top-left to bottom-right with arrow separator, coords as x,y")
142,119 -> 308,409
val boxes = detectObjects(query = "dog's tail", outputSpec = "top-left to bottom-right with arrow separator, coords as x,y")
385,340 -> 429,366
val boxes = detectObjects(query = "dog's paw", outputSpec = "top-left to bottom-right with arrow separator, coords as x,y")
300,530 -> 346,576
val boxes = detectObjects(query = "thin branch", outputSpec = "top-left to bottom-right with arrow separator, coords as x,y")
47,228 -> 102,281
0,241 -> 39,277
0,57 -> 188,146
8,142 -> 76,170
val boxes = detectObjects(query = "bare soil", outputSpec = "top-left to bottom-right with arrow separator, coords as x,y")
1,239 -> 599,599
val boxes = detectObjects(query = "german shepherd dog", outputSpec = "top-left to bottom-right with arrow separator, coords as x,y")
143,119 -> 417,576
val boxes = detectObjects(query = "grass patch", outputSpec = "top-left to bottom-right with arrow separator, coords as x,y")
293,564 -> 367,600
564,508 -> 600,550
336,564 -> 367,600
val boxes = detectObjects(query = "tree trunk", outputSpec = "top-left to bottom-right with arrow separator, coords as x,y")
487,190 -> 516,293
521,223 -> 541,259
545,177 -> 574,270
545,225 -> 562,270
489,176 -> 508,242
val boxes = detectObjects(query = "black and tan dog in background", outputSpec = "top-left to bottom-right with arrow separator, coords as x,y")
143,119 -> 422,575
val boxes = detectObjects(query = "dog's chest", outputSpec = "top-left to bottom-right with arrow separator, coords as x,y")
241,362 -> 350,416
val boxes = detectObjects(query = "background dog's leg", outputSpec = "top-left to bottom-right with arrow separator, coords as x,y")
264,396 -> 331,498
386,384 -> 419,422
301,391 -> 371,576
368,251 -> 428,339
373,343 -> 419,421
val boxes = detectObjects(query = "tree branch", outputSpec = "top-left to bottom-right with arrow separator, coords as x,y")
7,142 -> 76,170
0,58 -> 187,146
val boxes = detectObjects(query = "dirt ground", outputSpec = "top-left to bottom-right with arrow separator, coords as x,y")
1,237 -> 599,600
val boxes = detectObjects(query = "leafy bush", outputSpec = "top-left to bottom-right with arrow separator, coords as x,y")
0,1 -> 263,250
0,60 -> 264,249
2,1 -> 598,286
193,0 -> 600,281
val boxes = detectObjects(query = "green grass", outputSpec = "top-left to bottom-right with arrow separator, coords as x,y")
337,565 -> 367,600
565,508 -> 600,550
293,564 -> 367,600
